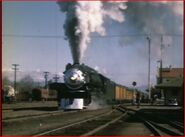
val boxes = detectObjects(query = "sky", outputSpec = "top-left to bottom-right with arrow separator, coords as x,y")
2,1 -> 184,88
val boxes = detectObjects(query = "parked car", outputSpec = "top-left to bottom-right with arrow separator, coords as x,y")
167,99 -> 178,106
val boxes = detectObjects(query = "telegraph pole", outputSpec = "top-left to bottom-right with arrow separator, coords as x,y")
159,36 -> 166,101
159,36 -> 163,84
44,72 -> 49,89
12,64 -> 19,92
53,74 -> 60,83
146,37 -> 151,100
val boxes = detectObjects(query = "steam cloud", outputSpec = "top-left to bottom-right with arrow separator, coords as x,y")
57,1 -> 183,85
58,1 -> 183,64
125,2 -> 183,35
57,1 -> 127,64
119,2 -> 183,48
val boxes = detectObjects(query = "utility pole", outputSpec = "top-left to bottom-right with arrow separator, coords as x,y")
44,72 -> 49,89
12,64 -> 19,92
159,36 -> 163,84
146,37 -> 151,100
53,74 -> 60,83
159,36 -> 166,101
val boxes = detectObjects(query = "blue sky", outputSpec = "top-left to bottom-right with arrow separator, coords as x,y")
2,2 -> 183,88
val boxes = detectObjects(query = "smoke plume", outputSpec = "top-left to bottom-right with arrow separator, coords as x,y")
57,1 -> 127,64
119,1 -> 183,48
125,2 -> 183,35
88,94 -> 108,110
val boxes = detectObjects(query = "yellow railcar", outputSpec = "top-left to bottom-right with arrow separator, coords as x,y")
114,85 -> 134,103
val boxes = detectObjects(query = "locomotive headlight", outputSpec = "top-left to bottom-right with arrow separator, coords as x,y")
70,74 -> 78,80
64,68 -> 85,89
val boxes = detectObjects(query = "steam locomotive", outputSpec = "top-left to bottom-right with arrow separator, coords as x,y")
49,63 -> 136,110
49,63 -> 109,109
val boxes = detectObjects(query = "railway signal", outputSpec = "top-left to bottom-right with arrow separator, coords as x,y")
132,81 -> 137,87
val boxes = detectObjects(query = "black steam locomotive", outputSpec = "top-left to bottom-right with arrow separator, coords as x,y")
49,63 -> 140,110
49,63 -> 113,109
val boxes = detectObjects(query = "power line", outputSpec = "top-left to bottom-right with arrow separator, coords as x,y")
53,74 -> 60,83
2,34 -> 64,38
2,33 -> 183,39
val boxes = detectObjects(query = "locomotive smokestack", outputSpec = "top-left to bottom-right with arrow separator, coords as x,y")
73,62 -> 80,65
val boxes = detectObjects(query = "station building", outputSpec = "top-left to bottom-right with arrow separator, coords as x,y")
155,68 -> 183,105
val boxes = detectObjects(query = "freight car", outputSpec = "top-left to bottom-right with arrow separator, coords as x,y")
32,88 -> 48,101
32,88 -> 57,101
49,63 -> 135,110
113,85 -> 135,103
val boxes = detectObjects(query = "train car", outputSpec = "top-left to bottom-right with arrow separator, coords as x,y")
32,88 -> 49,101
105,84 -> 135,104
26,88 -> 57,101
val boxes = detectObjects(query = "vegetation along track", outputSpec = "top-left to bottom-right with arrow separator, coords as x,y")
34,106 -> 127,136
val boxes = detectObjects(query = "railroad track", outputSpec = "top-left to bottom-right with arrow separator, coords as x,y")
140,113 -> 184,136
2,109 -> 81,121
3,107 -> 114,136
33,106 -> 127,136
4,105 -> 183,136
120,105 -> 184,136
3,105 -> 115,121
140,116 -> 183,136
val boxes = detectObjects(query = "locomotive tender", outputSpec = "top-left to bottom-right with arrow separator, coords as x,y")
49,63 -> 135,110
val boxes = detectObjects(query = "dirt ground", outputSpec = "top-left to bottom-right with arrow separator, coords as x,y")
2,105 -> 111,136
2,101 -> 57,109
2,101 -> 58,119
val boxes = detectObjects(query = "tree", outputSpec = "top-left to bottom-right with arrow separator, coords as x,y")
2,76 -> 12,89
18,75 -> 37,93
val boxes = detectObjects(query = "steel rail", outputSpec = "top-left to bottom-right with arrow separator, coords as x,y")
149,120 -> 183,136
120,106 -> 183,136
137,114 -> 183,136
81,112 -> 127,136
33,110 -> 115,136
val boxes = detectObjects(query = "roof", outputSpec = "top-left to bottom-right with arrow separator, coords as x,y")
158,68 -> 183,78
155,77 -> 183,89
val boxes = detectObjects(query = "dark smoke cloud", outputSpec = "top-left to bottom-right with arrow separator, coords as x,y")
57,2 -> 80,63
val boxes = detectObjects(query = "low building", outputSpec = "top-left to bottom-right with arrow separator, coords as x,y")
155,68 -> 183,105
